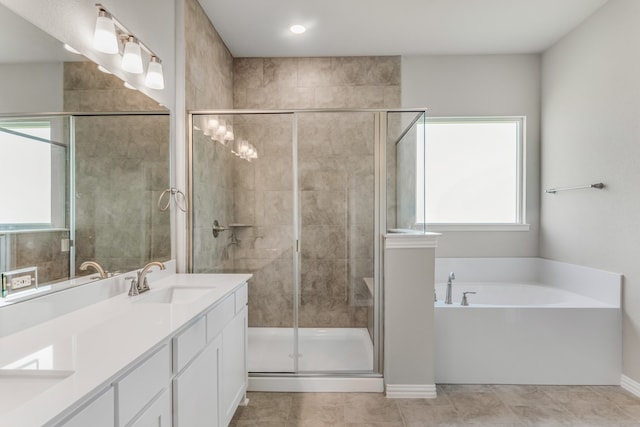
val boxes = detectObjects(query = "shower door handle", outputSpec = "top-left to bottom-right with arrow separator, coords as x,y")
212,220 -> 229,238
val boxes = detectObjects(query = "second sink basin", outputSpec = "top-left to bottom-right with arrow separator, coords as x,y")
135,286 -> 215,304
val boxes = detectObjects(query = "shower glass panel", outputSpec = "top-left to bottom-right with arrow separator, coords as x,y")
386,111 -> 427,232
191,113 -> 296,373
297,112 -> 376,372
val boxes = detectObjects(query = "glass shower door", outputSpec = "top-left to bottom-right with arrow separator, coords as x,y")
191,112 -> 297,373
296,111 -> 377,373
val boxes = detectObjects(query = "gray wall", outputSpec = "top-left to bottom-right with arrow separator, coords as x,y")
401,55 -> 541,257
541,0 -> 640,382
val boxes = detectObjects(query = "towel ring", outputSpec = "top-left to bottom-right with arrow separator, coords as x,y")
157,188 -> 188,212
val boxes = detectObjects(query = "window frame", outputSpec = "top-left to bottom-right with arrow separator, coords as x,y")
417,116 -> 529,232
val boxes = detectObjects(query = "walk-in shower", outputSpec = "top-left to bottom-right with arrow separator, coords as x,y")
188,109 -> 426,390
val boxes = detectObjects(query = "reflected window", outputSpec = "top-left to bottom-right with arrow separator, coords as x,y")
0,121 -> 66,230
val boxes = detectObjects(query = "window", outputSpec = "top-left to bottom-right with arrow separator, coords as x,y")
0,121 -> 66,230
417,117 -> 526,229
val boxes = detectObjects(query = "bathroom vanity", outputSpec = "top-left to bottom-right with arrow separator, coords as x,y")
0,273 -> 250,427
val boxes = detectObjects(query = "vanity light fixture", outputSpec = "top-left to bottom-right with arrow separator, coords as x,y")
97,65 -> 112,74
145,56 -> 165,90
92,4 -> 165,90
93,9 -> 119,54
122,36 -> 143,74
290,24 -> 306,34
123,81 -> 137,90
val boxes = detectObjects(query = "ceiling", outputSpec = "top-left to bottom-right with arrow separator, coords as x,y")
199,0 -> 609,57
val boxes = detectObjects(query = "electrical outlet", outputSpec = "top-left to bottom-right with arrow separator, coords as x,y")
11,275 -> 31,289
1,267 -> 38,297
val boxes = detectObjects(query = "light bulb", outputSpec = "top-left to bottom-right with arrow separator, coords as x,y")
207,116 -> 219,130
217,120 -> 227,136
93,10 -> 118,54
224,125 -> 234,141
122,36 -> 143,74
145,56 -> 164,90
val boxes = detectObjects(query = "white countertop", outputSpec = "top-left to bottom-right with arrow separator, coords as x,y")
0,273 -> 251,427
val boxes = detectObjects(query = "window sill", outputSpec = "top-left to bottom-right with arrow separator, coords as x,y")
422,223 -> 531,232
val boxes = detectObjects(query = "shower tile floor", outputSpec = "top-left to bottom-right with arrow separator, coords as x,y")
231,385 -> 640,426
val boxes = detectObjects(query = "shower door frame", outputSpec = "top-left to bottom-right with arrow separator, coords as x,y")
187,108 -> 427,378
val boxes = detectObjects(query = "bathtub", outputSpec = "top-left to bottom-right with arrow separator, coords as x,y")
433,258 -> 622,385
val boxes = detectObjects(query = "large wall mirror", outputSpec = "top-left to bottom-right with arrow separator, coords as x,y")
0,3 -> 171,303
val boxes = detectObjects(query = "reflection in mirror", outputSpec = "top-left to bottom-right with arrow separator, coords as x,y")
0,116 -> 71,286
0,3 -> 171,303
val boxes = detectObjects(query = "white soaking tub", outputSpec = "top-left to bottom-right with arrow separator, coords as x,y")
433,258 -> 622,385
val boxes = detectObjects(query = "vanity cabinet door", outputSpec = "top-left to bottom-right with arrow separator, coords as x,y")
220,305 -> 247,426
59,387 -> 114,427
173,335 -> 221,427
130,388 -> 172,427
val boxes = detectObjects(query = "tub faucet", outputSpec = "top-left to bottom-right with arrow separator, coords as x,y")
79,261 -> 108,279
445,272 -> 455,304
128,261 -> 166,296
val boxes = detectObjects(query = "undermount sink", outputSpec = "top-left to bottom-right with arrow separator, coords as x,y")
0,370 -> 74,412
135,286 -> 215,304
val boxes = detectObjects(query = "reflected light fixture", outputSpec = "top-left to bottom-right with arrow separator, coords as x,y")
122,36 -> 143,74
145,56 -> 165,90
290,24 -> 306,34
93,9 -> 119,54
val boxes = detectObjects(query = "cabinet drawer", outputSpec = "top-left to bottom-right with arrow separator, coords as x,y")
60,387 -> 114,427
173,316 -> 207,373
206,294 -> 234,342
116,345 -> 171,427
235,283 -> 248,314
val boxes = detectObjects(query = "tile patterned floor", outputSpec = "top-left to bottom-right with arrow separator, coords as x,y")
231,385 -> 640,426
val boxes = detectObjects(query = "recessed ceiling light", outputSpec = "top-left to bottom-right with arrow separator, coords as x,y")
64,44 -> 81,54
289,24 -> 306,35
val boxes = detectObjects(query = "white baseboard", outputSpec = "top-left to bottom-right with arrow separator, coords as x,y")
385,384 -> 437,399
248,376 -> 384,393
621,375 -> 640,398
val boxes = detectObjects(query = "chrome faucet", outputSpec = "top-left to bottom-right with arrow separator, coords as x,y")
127,261 -> 166,296
445,272 -> 455,304
79,261 -> 108,279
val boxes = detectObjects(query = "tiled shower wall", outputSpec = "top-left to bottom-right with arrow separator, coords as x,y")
233,57 -> 401,328
185,0 -> 236,273
64,62 -> 170,274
